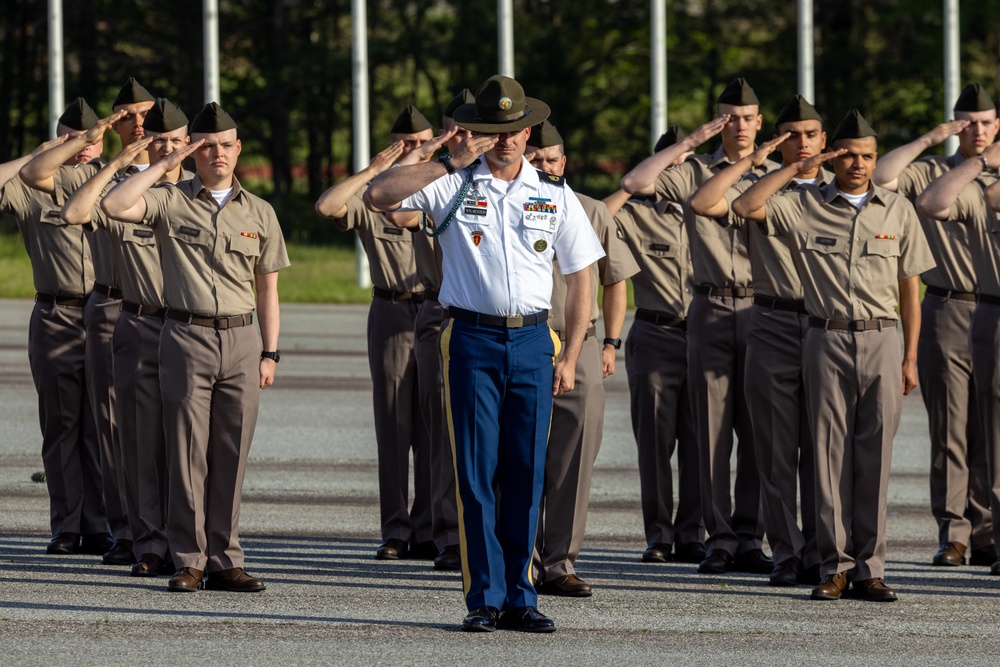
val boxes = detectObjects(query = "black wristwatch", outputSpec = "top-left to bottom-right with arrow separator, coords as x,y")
439,153 -> 456,174
603,338 -> 622,350
261,350 -> 281,363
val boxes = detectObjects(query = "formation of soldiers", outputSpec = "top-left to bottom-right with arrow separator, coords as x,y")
3,72 -> 1000,627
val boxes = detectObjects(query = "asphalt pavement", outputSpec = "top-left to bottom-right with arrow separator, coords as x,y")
1,299 -> 999,666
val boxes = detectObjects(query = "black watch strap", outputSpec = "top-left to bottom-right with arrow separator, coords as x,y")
603,338 -> 622,350
439,153 -> 456,174
261,350 -> 281,363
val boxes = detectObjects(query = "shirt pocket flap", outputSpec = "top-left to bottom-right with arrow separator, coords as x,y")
866,237 -> 900,257
806,235 -> 846,254
228,232 -> 261,256
124,227 -> 156,245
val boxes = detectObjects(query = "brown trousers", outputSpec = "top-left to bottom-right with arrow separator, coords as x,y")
804,326 -> 900,580
746,304 -> 817,568
161,319 -> 261,572
534,335 -> 604,580
29,301 -> 104,536
917,294 -> 991,550
687,293 -> 762,555
971,302 -> 1000,559
625,318 -> 701,547
113,310 -> 168,560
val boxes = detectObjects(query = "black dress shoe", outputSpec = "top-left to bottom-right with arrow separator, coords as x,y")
769,557 -> 801,587
131,553 -> 171,577
698,548 -> 733,574
375,539 -> 408,560
970,546 -> 996,566
810,572 -> 848,600
498,606 -> 556,633
538,574 -> 593,597
205,567 -> 266,592
80,532 -> 114,555
408,540 -> 439,561
167,567 -> 204,592
990,559 -> 1000,576
798,564 -> 821,586
932,542 -> 966,566
102,539 -> 135,565
848,577 -> 898,602
462,605 -> 500,632
674,542 -> 707,564
641,543 -> 671,563
46,532 -> 80,555
434,545 -> 462,571
732,548 -> 773,574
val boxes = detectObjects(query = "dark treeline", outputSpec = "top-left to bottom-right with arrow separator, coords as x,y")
1,0 -> 998,243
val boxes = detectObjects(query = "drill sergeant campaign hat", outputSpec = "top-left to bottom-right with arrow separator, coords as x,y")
189,102 -> 238,134
528,119 -> 564,149
831,109 -> 878,142
654,125 -> 687,152
717,78 -> 760,106
143,98 -> 189,134
443,89 -> 475,119
953,83 -> 996,112
391,105 -> 433,134
775,94 -> 824,128
58,97 -> 100,131
112,77 -> 156,108
452,75 -> 551,133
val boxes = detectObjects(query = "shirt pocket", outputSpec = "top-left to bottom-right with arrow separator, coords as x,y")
455,212 -> 495,256
860,237 -> 901,285
226,232 -> 261,280
520,211 -> 556,259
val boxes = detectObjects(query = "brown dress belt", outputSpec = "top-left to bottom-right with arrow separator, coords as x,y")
166,310 -> 254,330
447,307 -> 548,329
694,285 -> 754,298
925,286 -> 976,302
808,317 -> 897,332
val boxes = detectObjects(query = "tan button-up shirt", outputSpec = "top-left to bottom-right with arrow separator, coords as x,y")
412,222 -> 443,291
549,193 -> 639,334
764,181 -> 936,321
614,197 -> 693,317
52,162 -> 121,287
335,192 -> 422,293
656,147 -> 779,288
1,175 -> 94,296
141,175 -> 290,316
896,154 -> 997,293
951,183 -> 1000,298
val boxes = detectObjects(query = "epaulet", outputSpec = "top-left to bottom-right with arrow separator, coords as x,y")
537,170 -> 565,187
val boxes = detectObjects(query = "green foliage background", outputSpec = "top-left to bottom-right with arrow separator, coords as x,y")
2,0 -> 998,244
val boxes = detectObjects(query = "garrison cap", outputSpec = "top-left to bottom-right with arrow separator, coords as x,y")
452,75 -> 550,133
717,78 -> 759,106
143,98 -> 189,134
953,83 -> 996,112
112,77 -> 155,108
831,109 -> 878,142
775,95 -> 823,127
528,120 -> 564,149
58,97 -> 99,131
443,89 -> 474,119
654,125 -> 687,152
391,105 -> 433,134
189,102 -> 238,134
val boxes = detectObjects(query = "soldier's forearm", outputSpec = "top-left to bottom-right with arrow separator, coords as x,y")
367,162 -> 449,211
915,160 -> 980,221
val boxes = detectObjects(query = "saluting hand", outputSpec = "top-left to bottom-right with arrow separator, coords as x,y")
413,127 -> 457,161
450,133 -> 499,170
79,110 -> 127,145
682,115 -> 729,150
368,141 -> 405,175
923,120 -> 970,146
795,148 -> 846,175
161,139 -> 204,172
29,134 -> 70,157
109,137 -> 153,170
751,132 -> 791,166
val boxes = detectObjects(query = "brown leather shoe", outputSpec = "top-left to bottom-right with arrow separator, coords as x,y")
990,559 -> 1000,576
167,567 -> 204,592
205,567 -> 266,592
970,546 -> 996,566
848,577 -> 898,602
810,572 -> 848,600
932,542 -> 966,566
641,543 -> 671,563
131,553 -> 172,577
375,539 -> 408,560
434,545 -> 461,571
538,574 -> 593,597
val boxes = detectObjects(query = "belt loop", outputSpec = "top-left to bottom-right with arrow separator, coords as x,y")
824,320 -> 831,332
877,319 -> 883,332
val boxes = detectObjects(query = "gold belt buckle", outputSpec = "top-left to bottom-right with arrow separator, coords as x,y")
505,315 -> 524,328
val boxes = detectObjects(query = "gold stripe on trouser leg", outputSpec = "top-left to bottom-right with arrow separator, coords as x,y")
529,325 -> 563,586
439,320 -> 472,596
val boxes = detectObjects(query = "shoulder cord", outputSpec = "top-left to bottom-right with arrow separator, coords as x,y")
422,167 -> 475,237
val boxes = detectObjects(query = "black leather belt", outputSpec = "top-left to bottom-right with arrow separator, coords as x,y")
373,286 -> 426,303
121,300 -> 167,319
926,286 -> 977,302
554,324 -> 597,342
635,309 -> 687,329
166,310 -> 254,330
424,289 -> 440,302
978,294 -> 1000,305
695,285 -> 754,298
35,292 -> 88,307
754,294 -> 808,314
808,317 -> 897,331
447,307 -> 548,329
94,283 -> 124,299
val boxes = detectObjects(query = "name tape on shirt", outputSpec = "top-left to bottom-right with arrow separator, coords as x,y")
814,236 -> 838,246
132,229 -> 154,238
178,226 -> 201,237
